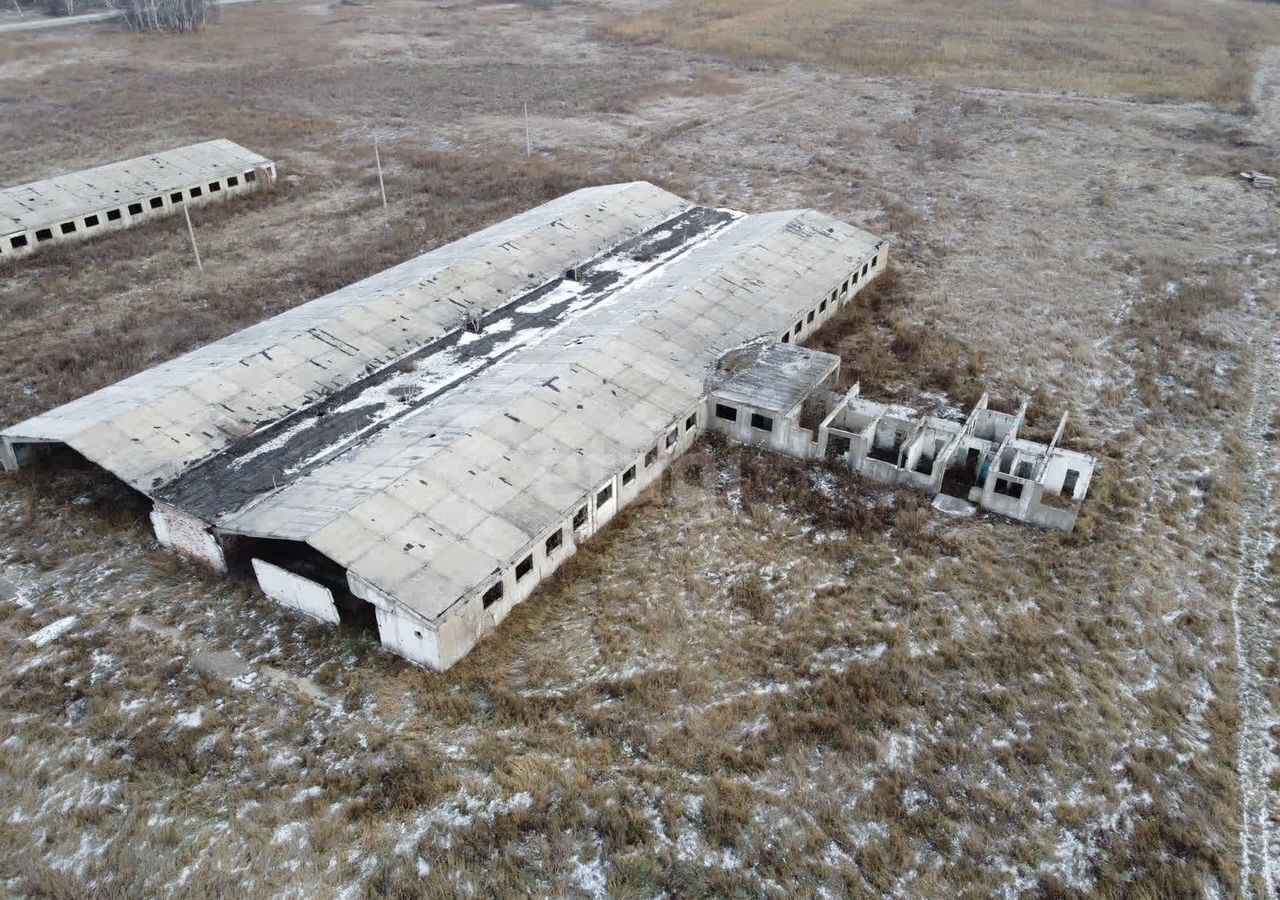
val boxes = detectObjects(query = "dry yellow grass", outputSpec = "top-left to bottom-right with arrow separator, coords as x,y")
608,0 -> 1280,108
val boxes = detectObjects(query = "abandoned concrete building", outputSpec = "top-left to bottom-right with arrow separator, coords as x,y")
707,342 -> 1095,531
0,140 -> 275,262
0,181 -> 1092,670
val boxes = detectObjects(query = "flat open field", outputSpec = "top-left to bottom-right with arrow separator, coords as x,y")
0,1 -> 1278,897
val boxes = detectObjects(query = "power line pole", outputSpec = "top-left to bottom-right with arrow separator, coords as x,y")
182,205 -> 202,273
374,140 -> 388,213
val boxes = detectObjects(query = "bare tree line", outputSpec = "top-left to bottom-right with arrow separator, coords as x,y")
21,0 -> 215,31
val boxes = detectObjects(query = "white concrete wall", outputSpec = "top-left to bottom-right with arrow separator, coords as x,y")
150,502 -> 226,573
251,558 -> 341,625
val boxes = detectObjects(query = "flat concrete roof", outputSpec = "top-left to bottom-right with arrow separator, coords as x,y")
711,342 -> 840,414
0,139 -> 273,236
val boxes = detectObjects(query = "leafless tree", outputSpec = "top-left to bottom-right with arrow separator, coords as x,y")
123,0 -> 216,32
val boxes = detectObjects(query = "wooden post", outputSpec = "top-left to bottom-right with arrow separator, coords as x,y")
374,140 -> 388,213
183,205 -> 202,273
524,102 -> 532,157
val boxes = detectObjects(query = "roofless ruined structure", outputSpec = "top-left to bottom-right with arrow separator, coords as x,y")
1,182 -> 1093,670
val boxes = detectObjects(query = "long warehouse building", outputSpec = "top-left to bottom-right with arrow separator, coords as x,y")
1,182 -> 886,669
0,139 -> 276,262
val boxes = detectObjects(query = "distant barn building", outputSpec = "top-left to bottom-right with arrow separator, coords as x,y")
0,140 -> 276,262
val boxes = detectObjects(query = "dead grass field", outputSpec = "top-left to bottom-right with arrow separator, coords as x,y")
608,0 -> 1280,109
0,0 -> 1279,896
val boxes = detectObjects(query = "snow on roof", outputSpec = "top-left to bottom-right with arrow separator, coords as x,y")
711,342 -> 840,414
0,139 -> 272,236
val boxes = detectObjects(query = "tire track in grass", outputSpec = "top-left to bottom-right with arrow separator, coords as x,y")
1229,331 -> 1280,899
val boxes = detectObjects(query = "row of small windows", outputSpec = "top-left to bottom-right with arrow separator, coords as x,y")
780,254 -> 879,345
3,170 -> 258,253
714,403 -> 775,433
483,410 -> 701,609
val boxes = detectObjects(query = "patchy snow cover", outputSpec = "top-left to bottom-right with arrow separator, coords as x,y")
27,615 -> 76,647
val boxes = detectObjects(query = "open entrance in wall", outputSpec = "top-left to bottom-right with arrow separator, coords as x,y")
825,433 -> 851,461
4,440 -> 152,529
940,446 -> 982,499
224,535 -> 379,633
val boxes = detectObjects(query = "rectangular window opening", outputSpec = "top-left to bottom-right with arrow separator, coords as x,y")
842,279 -> 849,293
714,403 -> 738,422
227,175 -> 240,187
482,581 -> 503,608
170,192 -> 184,204
750,413 -> 774,432
645,446 -> 658,467
596,484 -> 613,507
862,263 -> 869,276
685,413 -> 697,431
190,186 -> 203,198
544,528 -> 563,555
793,322 -> 802,336
622,466 -> 636,486
10,234 -> 28,249
35,228 -> 52,241
872,255 -> 879,267
573,506 -> 588,529
60,221 -> 76,234
149,197 -> 163,209
208,181 -> 222,192
666,428 -> 677,449
1062,469 -> 1080,496
84,214 -> 99,227
127,203 -> 143,215
807,310 -> 815,323
245,170 -> 257,182
781,332 -> 790,343
106,209 -> 122,221
516,554 -> 533,581
820,299 -> 827,312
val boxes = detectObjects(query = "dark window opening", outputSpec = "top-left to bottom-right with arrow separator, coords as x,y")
685,413 -> 696,431
807,310 -> 815,323
149,197 -> 163,209
825,433 -> 851,460
573,506 -> 588,529
852,271 -> 859,284
597,484 -> 613,507
622,466 -> 636,486
1062,469 -> 1080,496
750,413 -> 774,432
872,255 -> 878,267
60,222 -> 76,234
715,403 -> 738,422
793,322 -> 802,335
208,181 -> 222,192
483,581 -> 503,608
842,279 -> 849,292
170,192 -> 184,203
10,234 -> 28,249
223,535 -> 377,632
227,175 -> 239,187
190,186 -> 203,198
645,446 -> 658,467
781,332 -> 790,343
666,429 -> 677,448
545,528 -> 563,554
127,203 -> 143,215
245,170 -> 257,182
106,209 -> 121,221
820,299 -> 827,312
862,263 -> 869,276
84,215 -> 99,227
516,554 -> 533,580
35,228 -> 52,242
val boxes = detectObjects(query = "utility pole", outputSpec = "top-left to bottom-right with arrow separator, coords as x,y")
524,102 -> 532,157
374,140 -> 388,213
182,205 -> 202,273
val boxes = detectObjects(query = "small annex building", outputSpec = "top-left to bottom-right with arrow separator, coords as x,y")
0,140 -> 276,262
2,182 -> 887,669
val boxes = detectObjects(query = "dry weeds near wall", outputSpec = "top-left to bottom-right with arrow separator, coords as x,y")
0,0 -> 1278,895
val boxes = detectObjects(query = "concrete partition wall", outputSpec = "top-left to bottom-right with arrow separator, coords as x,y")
251,559 -> 340,625
150,503 -> 227,573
